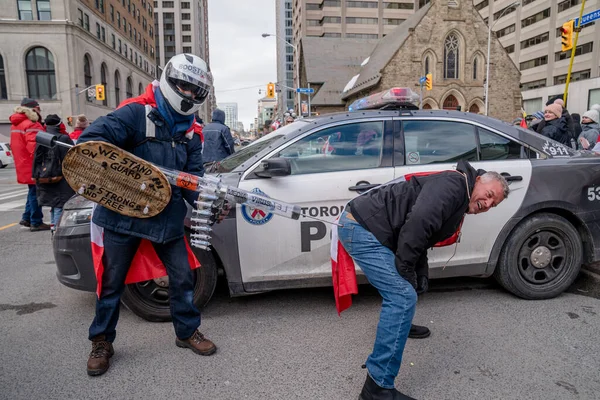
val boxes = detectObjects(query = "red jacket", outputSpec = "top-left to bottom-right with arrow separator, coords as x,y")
70,127 -> 85,142
9,107 -> 45,185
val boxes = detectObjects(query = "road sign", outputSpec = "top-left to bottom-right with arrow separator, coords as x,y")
419,76 -> 427,84
87,87 -> 96,99
296,88 -> 314,94
575,9 -> 600,27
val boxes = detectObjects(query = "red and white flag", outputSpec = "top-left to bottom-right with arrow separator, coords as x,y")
90,207 -> 200,298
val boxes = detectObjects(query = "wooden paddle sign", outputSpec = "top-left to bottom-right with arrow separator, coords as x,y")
62,141 -> 172,218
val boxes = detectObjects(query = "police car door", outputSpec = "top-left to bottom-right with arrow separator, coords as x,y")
394,118 -> 532,277
236,119 -> 395,286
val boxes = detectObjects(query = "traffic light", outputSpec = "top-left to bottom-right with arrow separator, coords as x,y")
560,20 -> 574,52
425,73 -> 432,90
95,84 -> 106,101
266,82 -> 275,98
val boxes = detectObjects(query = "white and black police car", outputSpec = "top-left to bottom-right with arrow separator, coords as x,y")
53,87 -> 600,321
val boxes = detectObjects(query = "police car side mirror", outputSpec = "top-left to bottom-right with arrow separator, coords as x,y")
255,157 -> 291,178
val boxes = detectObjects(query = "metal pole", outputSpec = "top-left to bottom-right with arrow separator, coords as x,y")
76,84 -> 80,115
420,82 -> 423,110
295,46 -> 300,117
308,83 -> 311,117
563,0 -> 586,108
484,24 -> 492,116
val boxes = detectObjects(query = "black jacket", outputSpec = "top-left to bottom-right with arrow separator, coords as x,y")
348,160 -> 482,289
33,125 -> 75,208
540,117 -> 570,145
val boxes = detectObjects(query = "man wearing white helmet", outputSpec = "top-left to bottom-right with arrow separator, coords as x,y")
78,53 -> 217,376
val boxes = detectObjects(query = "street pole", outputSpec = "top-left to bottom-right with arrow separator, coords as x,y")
420,82 -> 423,110
308,83 -> 311,117
295,46 -> 300,117
484,26 -> 491,116
563,0 -> 586,107
76,86 -> 80,115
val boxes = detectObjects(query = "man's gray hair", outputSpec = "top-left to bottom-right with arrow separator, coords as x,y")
480,171 -> 510,199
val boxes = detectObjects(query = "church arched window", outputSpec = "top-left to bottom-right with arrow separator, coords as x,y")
473,57 -> 477,80
425,56 -> 430,75
444,33 -> 459,79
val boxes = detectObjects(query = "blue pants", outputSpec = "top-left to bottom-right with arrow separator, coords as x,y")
88,229 -> 201,342
338,210 -> 417,389
22,184 -> 43,226
51,207 -> 63,226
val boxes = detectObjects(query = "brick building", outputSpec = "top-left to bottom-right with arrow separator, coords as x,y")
342,0 -> 522,121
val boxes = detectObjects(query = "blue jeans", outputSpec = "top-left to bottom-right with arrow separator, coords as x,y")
22,184 -> 43,226
51,207 -> 63,226
338,210 -> 417,389
89,230 -> 201,342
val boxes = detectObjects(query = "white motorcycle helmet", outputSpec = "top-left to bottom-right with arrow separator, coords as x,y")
159,53 -> 212,115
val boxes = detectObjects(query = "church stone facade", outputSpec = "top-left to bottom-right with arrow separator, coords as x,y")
340,0 -> 522,123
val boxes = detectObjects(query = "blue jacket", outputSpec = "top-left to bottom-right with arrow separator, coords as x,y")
78,100 -> 204,243
202,109 -> 235,163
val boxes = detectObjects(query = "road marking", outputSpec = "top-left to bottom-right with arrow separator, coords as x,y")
0,222 -> 17,231
0,200 -> 26,211
0,189 -> 28,201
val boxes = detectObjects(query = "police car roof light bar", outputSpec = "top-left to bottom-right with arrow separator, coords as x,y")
348,87 -> 420,112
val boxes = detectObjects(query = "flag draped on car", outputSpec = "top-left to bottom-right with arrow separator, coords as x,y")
331,171 -> 465,315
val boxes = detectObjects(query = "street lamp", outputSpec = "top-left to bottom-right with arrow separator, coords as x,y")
485,1 -> 521,116
262,33 -> 301,117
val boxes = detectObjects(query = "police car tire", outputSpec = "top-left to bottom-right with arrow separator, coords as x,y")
494,213 -> 582,300
0,161 -> 5,168
121,250 -> 219,322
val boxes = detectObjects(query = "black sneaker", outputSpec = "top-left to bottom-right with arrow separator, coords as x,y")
30,223 -> 52,232
19,220 -> 31,227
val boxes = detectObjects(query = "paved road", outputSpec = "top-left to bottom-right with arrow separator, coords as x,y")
1,169 -> 600,400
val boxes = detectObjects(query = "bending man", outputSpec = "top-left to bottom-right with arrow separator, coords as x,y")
338,160 -> 509,399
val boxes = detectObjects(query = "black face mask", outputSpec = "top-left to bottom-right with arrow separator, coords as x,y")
180,99 -> 194,113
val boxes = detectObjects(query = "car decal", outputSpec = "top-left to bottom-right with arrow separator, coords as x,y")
240,188 -> 274,225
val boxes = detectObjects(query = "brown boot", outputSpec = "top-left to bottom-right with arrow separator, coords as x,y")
176,330 -> 217,356
87,336 -> 114,376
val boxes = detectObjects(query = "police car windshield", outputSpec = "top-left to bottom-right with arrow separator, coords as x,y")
215,120 -> 310,173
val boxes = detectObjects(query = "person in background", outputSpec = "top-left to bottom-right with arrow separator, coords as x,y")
202,109 -> 235,163
9,98 -> 51,231
571,113 -> 583,140
540,103 -> 570,145
32,114 -> 75,231
577,110 -> 600,150
552,98 -> 575,140
69,115 -> 89,144
528,111 -> 545,132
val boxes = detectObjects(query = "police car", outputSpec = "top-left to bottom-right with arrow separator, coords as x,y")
53,87 -> 600,321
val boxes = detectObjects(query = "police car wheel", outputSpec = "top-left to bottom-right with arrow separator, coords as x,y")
121,250 -> 219,322
0,161 -> 5,168
494,213 -> 583,300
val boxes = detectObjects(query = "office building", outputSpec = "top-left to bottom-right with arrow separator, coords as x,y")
217,102 -> 238,129
471,0 -> 600,114
276,0 -> 295,116
153,0 -> 214,121
0,0 -> 155,138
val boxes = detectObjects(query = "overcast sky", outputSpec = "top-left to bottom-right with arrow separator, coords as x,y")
208,0 -> 277,130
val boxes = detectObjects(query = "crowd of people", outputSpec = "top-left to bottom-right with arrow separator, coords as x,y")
517,97 -> 600,152
9,97 -> 90,232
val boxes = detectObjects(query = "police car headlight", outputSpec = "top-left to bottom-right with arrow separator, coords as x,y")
60,209 -> 93,226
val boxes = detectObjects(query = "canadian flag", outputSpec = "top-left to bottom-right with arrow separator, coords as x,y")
90,208 -> 200,298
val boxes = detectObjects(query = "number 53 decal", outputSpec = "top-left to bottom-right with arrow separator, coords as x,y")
587,187 -> 600,201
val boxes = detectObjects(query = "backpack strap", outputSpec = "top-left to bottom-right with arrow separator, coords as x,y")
145,105 -> 156,138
